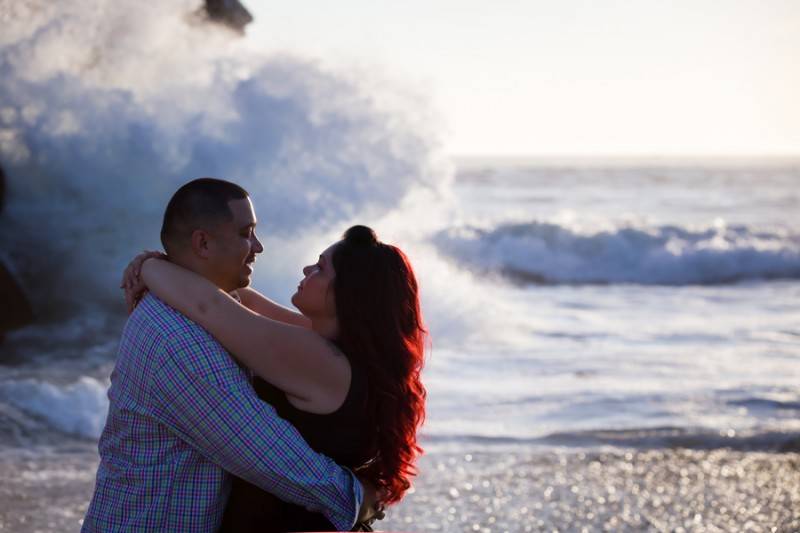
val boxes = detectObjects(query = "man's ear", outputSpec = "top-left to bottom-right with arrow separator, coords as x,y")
189,229 -> 212,259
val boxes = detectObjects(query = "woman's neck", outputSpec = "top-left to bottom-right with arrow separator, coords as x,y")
310,316 -> 339,341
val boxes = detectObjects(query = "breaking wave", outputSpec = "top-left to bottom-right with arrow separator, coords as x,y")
0,376 -> 109,440
433,221 -> 800,285
0,0 -> 449,316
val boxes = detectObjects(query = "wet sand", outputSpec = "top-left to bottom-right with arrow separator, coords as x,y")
1,445 -> 798,532
382,448 -> 800,532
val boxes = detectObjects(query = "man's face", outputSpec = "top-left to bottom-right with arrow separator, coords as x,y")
205,197 -> 263,291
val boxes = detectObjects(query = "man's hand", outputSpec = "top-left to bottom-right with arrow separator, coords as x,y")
120,250 -> 166,313
355,476 -> 386,529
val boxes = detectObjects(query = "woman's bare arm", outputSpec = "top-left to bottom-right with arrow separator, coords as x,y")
140,258 -> 349,404
235,287 -> 311,328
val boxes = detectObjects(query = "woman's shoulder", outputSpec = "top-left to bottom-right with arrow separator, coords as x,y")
284,341 -> 354,415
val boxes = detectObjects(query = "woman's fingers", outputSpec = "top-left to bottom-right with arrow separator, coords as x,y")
125,284 -> 143,313
124,285 -> 133,313
122,262 -> 142,308
123,267 -> 135,291
121,264 -> 132,289
122,250 -> 164,312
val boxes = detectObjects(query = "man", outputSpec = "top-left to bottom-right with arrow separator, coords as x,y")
83,178 -> 376,531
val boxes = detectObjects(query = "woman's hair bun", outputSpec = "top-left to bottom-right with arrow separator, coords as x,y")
343,225 -> 379,246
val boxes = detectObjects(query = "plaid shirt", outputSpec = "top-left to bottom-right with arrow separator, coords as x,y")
83,294 -> 361,532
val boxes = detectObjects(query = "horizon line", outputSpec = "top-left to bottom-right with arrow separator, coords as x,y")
449,153 -> 800,167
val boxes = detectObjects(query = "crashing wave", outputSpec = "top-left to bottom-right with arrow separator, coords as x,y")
433,221 -> 800,285
0,0 -> 448,315
0,376 -> 109,440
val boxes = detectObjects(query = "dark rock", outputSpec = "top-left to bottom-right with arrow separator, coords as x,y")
203,0 -> 253,34
0,164 -> 34,342
0,261 -> 34,340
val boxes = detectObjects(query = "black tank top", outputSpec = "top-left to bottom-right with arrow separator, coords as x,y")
220,353 -> 375,533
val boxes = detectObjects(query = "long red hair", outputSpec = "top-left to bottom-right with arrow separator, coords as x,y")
331,225 -> 427,504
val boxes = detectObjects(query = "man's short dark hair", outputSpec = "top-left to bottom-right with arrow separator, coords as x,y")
160,177 -> 249,254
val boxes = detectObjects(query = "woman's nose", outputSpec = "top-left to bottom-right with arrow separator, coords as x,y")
302,265 -> 312,276
252,234 -> 264,253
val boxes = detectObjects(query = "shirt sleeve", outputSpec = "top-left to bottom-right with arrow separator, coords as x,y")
149,332 -> 362,531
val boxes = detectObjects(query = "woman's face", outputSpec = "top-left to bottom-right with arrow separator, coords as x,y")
291,242 -> 339,318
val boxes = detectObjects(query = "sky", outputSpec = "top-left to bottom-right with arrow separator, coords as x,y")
245,0 -> 800,158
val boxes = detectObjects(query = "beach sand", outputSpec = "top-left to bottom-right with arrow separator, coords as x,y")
383,448 -> 800,532
1,445 -> 798,532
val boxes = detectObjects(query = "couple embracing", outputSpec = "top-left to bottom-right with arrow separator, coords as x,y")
83,178 -> 427,532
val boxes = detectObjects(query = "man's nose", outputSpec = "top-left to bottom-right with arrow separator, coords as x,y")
302,265 -> 312,276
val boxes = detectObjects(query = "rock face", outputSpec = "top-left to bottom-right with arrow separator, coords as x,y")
204,0 -> 253,33
0,164 -> 34,342
0,261 -> 34,336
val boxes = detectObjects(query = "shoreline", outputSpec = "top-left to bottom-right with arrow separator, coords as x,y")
1,445 -> 797,532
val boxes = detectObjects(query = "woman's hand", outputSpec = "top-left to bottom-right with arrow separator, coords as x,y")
121,250 -> 167,313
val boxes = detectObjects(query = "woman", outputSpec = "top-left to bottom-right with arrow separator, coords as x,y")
122,225 -> 427,532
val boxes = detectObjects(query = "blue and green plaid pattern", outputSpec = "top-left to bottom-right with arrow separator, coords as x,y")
83,294 -> 361,532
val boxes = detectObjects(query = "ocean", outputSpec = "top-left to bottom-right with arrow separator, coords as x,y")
5,162 -> 798,451
423,160 -> 800,450
1,1 -> 799,531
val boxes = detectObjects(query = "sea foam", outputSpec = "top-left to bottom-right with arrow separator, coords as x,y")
0,0 -> 448,316
0,376 -> 109,439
